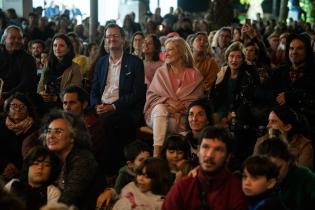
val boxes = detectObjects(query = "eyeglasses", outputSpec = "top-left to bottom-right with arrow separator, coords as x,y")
105,34 -> 121,39
9,103 -> 27,111
45,128 -> 65,136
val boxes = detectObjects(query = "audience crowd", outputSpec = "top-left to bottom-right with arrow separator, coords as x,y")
1,5 -> 315,210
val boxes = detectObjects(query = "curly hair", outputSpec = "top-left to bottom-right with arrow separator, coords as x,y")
40,109 -> 92,150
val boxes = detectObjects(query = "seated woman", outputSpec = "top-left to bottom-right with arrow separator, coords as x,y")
144,36 -> 204,157
37,33 -> 82,109
130,31 -> 145,59
142,34 -> 163,86
41,110 -> 98,210
184,98 -> 213,163
0,92 -> 38,182
210,41 -> 259,127
111,158 -> 174,210
210,41 -> 260,164
254,105 -> 313,169
4,146 -> 61,210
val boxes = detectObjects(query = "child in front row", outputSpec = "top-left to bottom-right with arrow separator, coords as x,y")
96,140 -> 151,209
160,135 -> 196,182
112,158 -> 174,210
4,146 -> 61,210
242,155 -> 287,210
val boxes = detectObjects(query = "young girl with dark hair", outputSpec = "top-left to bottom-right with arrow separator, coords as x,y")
111,158 -> 174,210
160,135 -> 191,171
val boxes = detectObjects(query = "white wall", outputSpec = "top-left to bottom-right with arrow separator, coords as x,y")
149,0 -> 177,16
33,0 -> 120,25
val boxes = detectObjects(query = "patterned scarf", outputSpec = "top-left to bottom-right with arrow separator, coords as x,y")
5,116 -> 33,135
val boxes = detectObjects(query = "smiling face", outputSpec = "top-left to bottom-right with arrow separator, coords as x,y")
28,156 -> 52,187
165,41 -> 181,65
53,38 -> 70,60
289,39 -> 306,66
4,28 -> 23,53
45,118 -> 74,156
188,105 -> 209,134
105,27 -> 124,52
198,138 -> 228,173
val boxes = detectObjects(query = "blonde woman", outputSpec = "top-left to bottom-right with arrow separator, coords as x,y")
144,36 -> 204,157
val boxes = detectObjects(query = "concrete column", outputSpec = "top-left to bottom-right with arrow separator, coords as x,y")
23,0 -> 33,17
89,0 -> 98,43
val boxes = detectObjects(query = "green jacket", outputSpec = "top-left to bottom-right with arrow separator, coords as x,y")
280,165 -> 315,210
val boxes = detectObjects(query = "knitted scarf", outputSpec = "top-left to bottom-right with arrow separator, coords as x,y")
5,116 -> 33,135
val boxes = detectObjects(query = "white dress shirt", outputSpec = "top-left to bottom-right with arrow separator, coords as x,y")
101,54 -> 123,104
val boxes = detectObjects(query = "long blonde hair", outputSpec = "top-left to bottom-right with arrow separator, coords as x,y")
165,36 -> 194,68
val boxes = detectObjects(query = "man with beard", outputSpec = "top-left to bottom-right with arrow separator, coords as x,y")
162,126 -> 247,210
61,85 -> 106,172
0,26 -> 37,104
269,33 -> 315,109
267,33 -> 315,151
29,39 -> 45,70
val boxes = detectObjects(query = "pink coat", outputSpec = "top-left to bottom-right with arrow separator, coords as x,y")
144,65 -> 204,126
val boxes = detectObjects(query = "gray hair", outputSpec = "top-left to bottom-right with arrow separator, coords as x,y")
40,109 -> 92,150
0,25 -> 23,44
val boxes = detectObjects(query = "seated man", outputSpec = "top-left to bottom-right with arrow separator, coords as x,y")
90,23 -> 145,175
61,85 -> 106,173
0,26 -> 37,104
162,126 -> 247,210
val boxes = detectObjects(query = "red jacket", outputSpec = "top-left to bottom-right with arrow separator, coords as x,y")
162,168 -> 248,210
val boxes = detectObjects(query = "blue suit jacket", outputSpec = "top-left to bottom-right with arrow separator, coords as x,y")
90,53 -> 145,123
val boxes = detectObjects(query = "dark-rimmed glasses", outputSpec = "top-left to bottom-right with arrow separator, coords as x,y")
9,103 -> 27,111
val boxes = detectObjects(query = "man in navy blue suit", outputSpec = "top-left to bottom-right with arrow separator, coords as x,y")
90,23 -> 145,175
